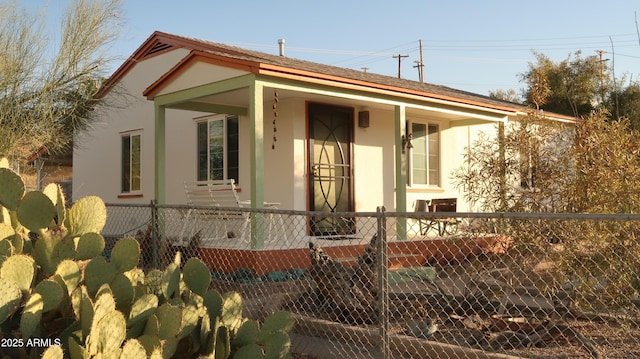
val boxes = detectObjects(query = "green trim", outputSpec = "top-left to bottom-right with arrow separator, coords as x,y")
154,104 -> 166,204
153,74 -> 255,107
169,102 -> 247,115
395,105 -> 407,240
249,81 -> 265,249
449,117 -> 508,128
256,75 -> 510,122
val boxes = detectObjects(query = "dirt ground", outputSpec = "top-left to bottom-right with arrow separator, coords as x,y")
285,284 -> 640,358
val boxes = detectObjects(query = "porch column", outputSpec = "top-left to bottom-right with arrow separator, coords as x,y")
154,103 -> 166,204
394,105 -> 407,240
249,81 -> 265,248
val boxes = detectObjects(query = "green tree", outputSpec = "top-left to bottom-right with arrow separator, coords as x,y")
607,80 -> 640,128
519,51 -> 607,117
488,88 -> 523,104
0,0 -> 123,160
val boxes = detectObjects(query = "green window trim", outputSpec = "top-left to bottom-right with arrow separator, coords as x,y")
121,132 -> 141,193
196,115 -> 239,183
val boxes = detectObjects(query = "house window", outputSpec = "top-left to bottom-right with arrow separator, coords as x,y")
519,139 -> 538,190
121,132 -> 141,193
197,115 -> 239,182
409,122 -> 439,186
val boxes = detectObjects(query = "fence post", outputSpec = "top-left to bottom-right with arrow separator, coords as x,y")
151,200 -> 159,269
376,206 -> 389,359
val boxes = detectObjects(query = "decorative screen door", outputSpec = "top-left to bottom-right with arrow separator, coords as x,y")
308,103 -> 354,236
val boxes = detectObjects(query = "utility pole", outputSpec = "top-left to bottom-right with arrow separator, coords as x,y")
595,49 -> 609,105
393,53 -> 409,79
413,39 -> 424,83
361,67 -> 369,73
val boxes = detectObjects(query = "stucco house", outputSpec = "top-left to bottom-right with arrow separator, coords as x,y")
73,31 -> 572,248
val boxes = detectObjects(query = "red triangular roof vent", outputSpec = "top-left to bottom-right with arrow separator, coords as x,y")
144,41 -> 173,58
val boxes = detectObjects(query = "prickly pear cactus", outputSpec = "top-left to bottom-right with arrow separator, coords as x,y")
65,196 -> 107,237
110,236 -> 140,273
34,279 -> 64,312
0,168 -> 24,211
183,257 -> 212,296
0,166 -> 295,359
75,232 -> 106,260
0,277 -> 22,324
17,191 -> 56,233
1,254 -> 35,294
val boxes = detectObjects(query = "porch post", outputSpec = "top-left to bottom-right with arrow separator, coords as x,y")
394,105 -> 407,240
249,80 -> 265,249
154,103 -> 166,204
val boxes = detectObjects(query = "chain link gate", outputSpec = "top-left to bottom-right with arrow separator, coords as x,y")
103,202 -> 640,358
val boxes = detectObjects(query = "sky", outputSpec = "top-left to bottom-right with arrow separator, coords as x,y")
28,0 -> 640,97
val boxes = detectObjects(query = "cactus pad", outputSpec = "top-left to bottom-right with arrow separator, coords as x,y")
17,191 -> 56,232
203,290 -> 223,322
0,238 -> 14,264
161,262 -> 180,300
66,196 -> 107,236
0,223 -> 15,241
1,254 -> 35,294
235,319 -> 260,347
221,291 -> 243,332
127,294 -> 159,329
54,259 -> 81,294
157,303 -> 182,339
75,232 -> 106,260
0,168 -> 25,211
260,311 -> 295,339
182,258 -> 211,296
120,339 -> 147,359
111,237 -> 140,273
20,292 -> 43,339
41,345 -> 64,359
87,310 -> 126,355
42,183 -> 66,226
110,273 -> 134,311
92,291 -> 117,334
264,331 -> 291,359
84,257 -> 116,297
137,334 -> 161,357
0,277 -> 22,324
80,290 -> 94,339
144,269 -> 163,297
34,233 -> 59,277
177,305 -> 199,340
34,279 -> 64,312
234,343 -> 264,359
215,325 -> 231,359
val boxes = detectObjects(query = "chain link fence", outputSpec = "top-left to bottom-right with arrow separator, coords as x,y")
103,202 -> 640,358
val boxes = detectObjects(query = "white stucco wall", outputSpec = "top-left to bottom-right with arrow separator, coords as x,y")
74,49 -> 191,203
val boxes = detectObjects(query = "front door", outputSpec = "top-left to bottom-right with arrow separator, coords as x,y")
308,103 -> 354,236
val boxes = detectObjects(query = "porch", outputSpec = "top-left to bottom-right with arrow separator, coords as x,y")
103,203 -> 510,276
144,52 -> 512,238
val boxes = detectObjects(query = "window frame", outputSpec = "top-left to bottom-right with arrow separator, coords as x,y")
120,130 -> 142,194
195,114 -> 239,183
407,120 -> 440,188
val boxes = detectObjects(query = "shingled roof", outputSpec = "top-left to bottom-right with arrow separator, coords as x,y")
106,31 -> 574,121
